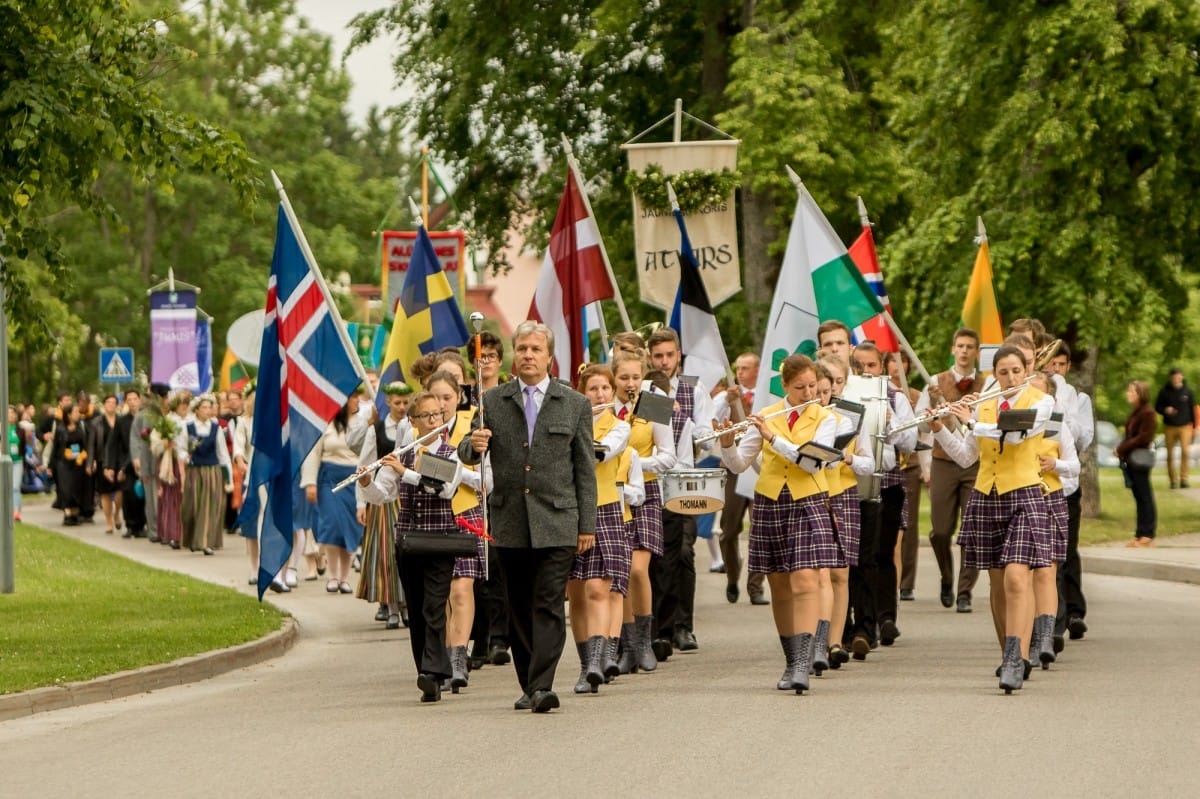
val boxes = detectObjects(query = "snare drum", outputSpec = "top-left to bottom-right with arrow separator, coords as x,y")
659,469 -> 726,515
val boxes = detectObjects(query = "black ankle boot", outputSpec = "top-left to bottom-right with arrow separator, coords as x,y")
998,635 -> 1024,694
617,622 -> 638,674
585,635 -> 606,692
776,636 -> 797,691
634,615 -> 658,672
1035,614 -> 1056,668
603,636 -> 620,683
573,641 -> 591,694
792,633 -> 814,694
812,620 -> 830,675
449,645 -> 469,693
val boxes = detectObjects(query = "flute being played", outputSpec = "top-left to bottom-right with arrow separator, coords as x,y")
695,399 -> 823,445
332,419 -> 452,492
890,376 -> 1036,434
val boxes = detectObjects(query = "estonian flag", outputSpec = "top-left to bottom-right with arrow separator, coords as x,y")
668,208 -> 730,391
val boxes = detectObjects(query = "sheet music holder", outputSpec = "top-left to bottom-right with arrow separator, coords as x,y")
997,409 -> 1038,433
594,440 -> 611,460
1045,412 -> 1063,439
832,398 -> 865,449
795,441 -> 844,466
633,391 -> 674,426
677,374 -> 699,387
415,450 -> 460,483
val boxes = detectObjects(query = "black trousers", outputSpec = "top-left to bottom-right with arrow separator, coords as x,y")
651,509 -> 697,638
396,547 -> 455,680
1055,488 -> 1086,635
470,544 -> 509,648
847,484 -> 905,643
497,545 -> 574,695
121,470 -> 146,533
1126,466 -> 1157,538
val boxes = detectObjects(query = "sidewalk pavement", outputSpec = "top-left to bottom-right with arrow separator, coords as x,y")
1080,532 -> 1200,586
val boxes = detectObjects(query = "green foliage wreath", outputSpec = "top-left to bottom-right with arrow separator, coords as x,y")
625,164 -> 740,214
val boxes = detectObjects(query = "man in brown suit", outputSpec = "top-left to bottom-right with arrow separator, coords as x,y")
914,328 -> 984,612
460,321 -> 597,713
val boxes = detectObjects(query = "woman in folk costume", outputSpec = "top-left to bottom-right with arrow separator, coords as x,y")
154,393 -> 191,549
425,368 -> 490,693
610,348 -> 677,674
360,391 -> 466,703
1027,372 -> 1078,669
719,354 -> 841,695
815,356 -> 889,671
182,394 -> 232,556
567,365 -> 632,694
929,344 -> 1054,694
302,395 -> 366,595
355,382 -> 413,627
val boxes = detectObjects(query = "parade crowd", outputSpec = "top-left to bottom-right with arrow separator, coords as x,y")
8,319 -> 1199,707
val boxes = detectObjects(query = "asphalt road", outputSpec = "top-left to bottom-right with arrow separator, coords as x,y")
3,511 -> 1199,798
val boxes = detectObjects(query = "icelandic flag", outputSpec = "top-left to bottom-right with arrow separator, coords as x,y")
376,224 -> 469,413
668,208 -> 730,391
241,204 -> 365,599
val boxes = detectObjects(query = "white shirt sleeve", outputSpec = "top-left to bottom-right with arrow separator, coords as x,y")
597,419 -> 631,462
1075,393 -> 1095,453
624,452 -> 646,508
885,390 -> 918,453
932,425 -> 979,469
639,422 -> 678,476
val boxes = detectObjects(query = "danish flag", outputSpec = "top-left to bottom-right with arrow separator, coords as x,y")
241,202 -> 364,598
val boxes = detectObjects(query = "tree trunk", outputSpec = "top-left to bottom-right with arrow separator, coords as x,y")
738,185 -> 779,352
1077,343 -> 1101,519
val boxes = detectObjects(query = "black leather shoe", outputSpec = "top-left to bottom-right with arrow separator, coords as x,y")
121,531 -> 134,539
513,693 -> 532,711
417,673 -> 441,703
940,582 -> 954,608
899,589 -> 914,601
879,620 -> 901,646
956,595 -> 972,613
651,638 -> 673,662
374,606 -> 388,622
850,634 -> 871,661
148,536 -> 161,544
530,689 -> 560,713
1067,616 -> 1087,640
673,628 -> 698,651
750,595 -> 770,606
1052,634 -> 1065,654
488,642 -> 511,666
726,583 -> 739,604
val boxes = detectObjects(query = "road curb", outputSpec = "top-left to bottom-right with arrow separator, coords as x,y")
1082,554 -> 1200,586
0,616 -> 298,723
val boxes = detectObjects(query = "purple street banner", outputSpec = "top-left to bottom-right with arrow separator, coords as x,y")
150,289 -> 199,390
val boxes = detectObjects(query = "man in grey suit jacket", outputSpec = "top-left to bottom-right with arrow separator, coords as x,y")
460,321 -> 597,713
130,384 -> 169,542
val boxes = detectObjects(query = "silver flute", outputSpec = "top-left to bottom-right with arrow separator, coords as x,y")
331,420 -> 453,492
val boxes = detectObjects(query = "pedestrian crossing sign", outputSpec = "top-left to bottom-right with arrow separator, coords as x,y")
99,347 -> 135,383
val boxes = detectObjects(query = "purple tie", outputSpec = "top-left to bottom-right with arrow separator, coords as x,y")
524,385 -> 539,444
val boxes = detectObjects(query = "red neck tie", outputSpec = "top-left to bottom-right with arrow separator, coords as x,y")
744,390 -> 753,405
956,377 -> 973,392
787,410 -> 799,429
999,400 -> 1010,412
617,406 -> 628,421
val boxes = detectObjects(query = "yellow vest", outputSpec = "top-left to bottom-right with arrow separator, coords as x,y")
974,387 -> 1046,495
615,448 -> 634,523
1039,436 -> 1063,494
449,410 -> 480,516
593,411 -> 622,508
627,414 -> 657,483
755,401 -> 829,501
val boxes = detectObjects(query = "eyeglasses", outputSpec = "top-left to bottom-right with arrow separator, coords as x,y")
476,354 -> 499,363
411,411 -> 445,422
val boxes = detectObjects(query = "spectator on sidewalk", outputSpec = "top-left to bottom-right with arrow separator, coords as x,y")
1154,368 -> 1196,489
1118,380 -> 1158,547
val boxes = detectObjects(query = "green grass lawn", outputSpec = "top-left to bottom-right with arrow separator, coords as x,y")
914,467 -> 1199,547
0,524 -> 285,695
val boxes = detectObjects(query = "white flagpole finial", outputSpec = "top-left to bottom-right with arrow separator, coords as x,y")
784,165 -> 802,189
560,132 -> 574,156
975,215 -> 988,245
666,181 -> 680,212
270,170 -> 284,193
857,196 -> 871,227
407,196 -> 423,227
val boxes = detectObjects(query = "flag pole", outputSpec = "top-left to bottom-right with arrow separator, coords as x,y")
856,195 -> 932,385
270,170 -> 373,403
560,134 -> 633,333
976,215 -> 988,245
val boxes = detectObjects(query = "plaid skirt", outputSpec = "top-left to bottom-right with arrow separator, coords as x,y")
570,501 -> 632,593
452,506 -> 488,580
1045,489 -> 1068,563
959,485 -> 1052,570
748,488 -> 844,573
828,486 -> 862,567
356,499 -> 402,604
630,481 -> 664,556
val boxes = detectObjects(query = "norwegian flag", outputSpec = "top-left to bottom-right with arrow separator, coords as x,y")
528,165 -> 616,377
240,202 -> 364,599
847,202 -> 900,353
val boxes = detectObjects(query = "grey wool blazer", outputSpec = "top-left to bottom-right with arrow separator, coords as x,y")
459,379 -> 597,549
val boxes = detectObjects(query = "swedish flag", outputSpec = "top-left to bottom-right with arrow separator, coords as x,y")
377,224 -> 469,410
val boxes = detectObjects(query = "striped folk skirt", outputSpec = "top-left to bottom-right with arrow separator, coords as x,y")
959,485 -> 1052,570
630,480 -> 664,556
570,501 -> 633,594
313,462 -> 363,553
452,506 -> 488,581
157,476 -> 183,546
1045,489 -> 1068,564
828,485 -> 862,567
182,464 -> 225,551
356,499 -> 402,605
748,488 -> 844,573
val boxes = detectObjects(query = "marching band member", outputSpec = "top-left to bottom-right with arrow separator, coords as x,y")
612,348 -> 677,673
719,354 -> 840,695
929,344 -> 1054,694
567,365 -> 631,694
360,390 -> 465,703
354,382 -> 412,628
613,445 -> 645,679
